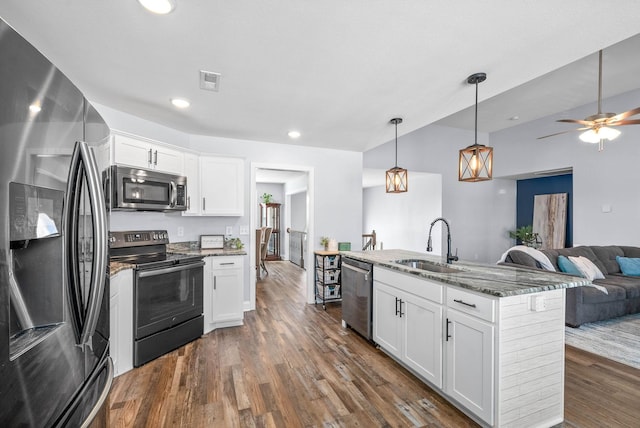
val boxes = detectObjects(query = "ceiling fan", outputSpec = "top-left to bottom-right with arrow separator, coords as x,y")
538,49 -> 640,151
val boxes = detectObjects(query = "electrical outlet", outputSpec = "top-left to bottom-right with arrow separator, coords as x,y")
225,226 -> 233,236
177,226 -> 184,237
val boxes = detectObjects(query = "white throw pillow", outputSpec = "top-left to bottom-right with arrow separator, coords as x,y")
568,256 -> 605,281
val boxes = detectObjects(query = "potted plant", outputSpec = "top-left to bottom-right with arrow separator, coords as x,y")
262,193 -> 273,204
320,236 -> 330,250
508,225 -> 540,247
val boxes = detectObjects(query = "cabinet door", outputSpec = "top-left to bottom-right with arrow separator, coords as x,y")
211,258 -> 244,325
445,308 -> 494,425
113,133 -> 184,175
372,281 -> 402,358
109,269 -> 133,377
403,295 -> 443,388
200,156 -> 244,216
152,144 -> 183,175
182,153 -> 200,215
113,134 -> 153,169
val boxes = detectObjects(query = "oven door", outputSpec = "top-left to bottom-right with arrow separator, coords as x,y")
134,260 -> 204,339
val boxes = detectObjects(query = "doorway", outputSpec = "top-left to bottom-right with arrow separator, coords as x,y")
250,163 -> 315,310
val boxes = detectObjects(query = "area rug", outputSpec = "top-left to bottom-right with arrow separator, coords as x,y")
565,313 -> 640,369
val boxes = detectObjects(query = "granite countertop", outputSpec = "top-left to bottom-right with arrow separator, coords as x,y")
167,242 -> 247,257
341,249 -> 590,297
109,242 -> 246,276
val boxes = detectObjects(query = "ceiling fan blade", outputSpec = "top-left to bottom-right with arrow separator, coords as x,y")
537,129 -> 582,139
556,119 -> 594,126
612,119 -> 640,126
610,107 -> 640,123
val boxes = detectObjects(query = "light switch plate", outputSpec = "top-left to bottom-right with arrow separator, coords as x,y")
240,225 -> 249,235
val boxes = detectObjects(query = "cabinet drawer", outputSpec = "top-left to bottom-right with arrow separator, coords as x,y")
210,256 -> 243,270
446,287 -> 495,323
374,267 -> 443,304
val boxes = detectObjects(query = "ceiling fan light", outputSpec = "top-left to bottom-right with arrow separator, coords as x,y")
579,127 -> 620,144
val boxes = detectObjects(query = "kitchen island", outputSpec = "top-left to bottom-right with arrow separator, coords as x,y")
341,249 -> 589,428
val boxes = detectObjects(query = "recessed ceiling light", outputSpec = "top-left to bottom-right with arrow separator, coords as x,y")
171,98 -> 190,108
288,130 -> 301,139
509,115 -> 520,121
138,0 -> 176,14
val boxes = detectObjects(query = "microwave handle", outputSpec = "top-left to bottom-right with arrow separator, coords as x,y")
170,181 -> 177,208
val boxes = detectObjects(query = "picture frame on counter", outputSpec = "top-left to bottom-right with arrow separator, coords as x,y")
200,235 -> 225,249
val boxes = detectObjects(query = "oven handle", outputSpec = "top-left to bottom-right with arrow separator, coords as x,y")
138,260 -> 205,278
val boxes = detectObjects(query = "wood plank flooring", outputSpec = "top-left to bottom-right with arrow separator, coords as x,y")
108,261 -> 640,427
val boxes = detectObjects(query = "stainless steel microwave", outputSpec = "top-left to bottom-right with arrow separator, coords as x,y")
108,165 -> 187,211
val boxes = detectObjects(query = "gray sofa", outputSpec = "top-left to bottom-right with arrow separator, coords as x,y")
502,245 -> 640,327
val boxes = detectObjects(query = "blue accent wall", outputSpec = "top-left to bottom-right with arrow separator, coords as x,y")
516,174 -> 572,247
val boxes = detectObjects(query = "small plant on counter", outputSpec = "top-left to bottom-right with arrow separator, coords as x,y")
261,193 -> 273,204
320,236 -> 330,250
225,237 -> 244,249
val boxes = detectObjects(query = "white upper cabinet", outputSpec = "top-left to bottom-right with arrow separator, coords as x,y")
182,153 -> 201,215
199,156 -> 244,216
112,132 -> 184,175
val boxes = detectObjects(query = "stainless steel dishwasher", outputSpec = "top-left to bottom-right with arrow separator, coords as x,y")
341,257 -> 374,341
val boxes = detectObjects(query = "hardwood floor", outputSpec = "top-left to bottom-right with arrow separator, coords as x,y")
108,261 -> 640,427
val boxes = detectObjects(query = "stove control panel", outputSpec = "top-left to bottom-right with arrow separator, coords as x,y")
109,230 -> 170,248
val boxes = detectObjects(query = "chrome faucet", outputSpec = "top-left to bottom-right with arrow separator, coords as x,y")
426,217 -> 458,264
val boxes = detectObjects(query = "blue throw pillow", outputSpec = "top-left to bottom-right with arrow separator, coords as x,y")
616,256 -> 640,276
557,255 -> 583,277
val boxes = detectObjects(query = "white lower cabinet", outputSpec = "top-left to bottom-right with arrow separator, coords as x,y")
109,269 -> 133,377
204,256 -> 244,334
373,266 -> 566,428
445,307 -> 494,425
373,268 -> 443,388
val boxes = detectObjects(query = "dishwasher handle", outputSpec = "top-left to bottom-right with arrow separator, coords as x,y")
342,262 -> 371,281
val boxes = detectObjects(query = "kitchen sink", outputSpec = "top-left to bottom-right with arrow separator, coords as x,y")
394,259 -> 462,273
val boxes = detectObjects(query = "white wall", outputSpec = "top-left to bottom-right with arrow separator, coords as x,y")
364,124 -> 516,263
95,102 -> 363,307
491,88 -> 640,246
363,173 -> 443,254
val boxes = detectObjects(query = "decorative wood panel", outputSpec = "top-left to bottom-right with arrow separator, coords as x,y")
533,193 -> 567,249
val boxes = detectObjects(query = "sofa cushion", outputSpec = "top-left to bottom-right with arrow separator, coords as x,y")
600,274 -> 640,299
569,256 -> 605,281
582,282 -> 627,304
541,246 -> 608,274
557,255 -> 583,276
505,250 -> 542,268
590,246 -> 624,274
616,256 -> 640,276
620,246 -> 640,259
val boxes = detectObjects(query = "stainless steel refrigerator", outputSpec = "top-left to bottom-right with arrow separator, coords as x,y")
0,17 -> 113,427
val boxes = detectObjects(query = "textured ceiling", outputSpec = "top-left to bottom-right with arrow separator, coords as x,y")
1,1 -> 640,152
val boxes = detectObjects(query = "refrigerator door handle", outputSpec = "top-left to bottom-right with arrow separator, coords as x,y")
64,141 -> 108,345
80,357 -> 113,428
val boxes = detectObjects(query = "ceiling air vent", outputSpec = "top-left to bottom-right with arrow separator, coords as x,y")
200,70 -> 221,91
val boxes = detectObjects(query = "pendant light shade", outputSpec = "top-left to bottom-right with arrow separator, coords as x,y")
459,73 -> 493,182
386,118 -> 408,193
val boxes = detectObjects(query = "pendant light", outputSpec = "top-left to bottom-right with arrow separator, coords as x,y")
459,72 -> 493,182
386,118 -> 408,193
